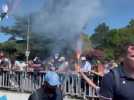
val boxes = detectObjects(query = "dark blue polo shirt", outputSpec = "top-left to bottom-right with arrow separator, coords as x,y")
100,66 -> 134,100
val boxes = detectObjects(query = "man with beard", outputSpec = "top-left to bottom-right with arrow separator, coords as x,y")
99,42 -> 134,100
28,71 -> 63,100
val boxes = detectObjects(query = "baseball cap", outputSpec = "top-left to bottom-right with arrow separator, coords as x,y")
81,56 -> 86,60
44,71 -> 60,86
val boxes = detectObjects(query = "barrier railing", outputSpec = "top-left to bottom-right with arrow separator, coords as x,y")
0,69 -> 100,99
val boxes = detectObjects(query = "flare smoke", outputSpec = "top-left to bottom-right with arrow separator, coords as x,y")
10,0 -> 102,53
32,0 -> 102,53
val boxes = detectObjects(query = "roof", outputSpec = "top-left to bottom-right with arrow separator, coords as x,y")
0,32 -> 23,43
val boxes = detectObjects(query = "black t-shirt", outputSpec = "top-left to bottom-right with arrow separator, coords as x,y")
100,66 -> 134,100
28,87 -> 63,100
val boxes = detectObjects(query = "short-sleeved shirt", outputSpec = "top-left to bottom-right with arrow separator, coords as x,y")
80,61 -> 92,72
100,66 -> 134,100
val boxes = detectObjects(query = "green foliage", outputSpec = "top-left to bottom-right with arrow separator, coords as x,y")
1,15 -> 134,61
95,22 -> 109,34
0,15 -> 55,59
103,48 -> 114,59
127,19 -> 134,28
80,34 -> 92,54
91,20 -> 134,61
0,41 -> 26,58
91,22 -> 109,47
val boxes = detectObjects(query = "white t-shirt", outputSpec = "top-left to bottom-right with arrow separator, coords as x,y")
15,60 -> 26,71
80,61 -> 92,72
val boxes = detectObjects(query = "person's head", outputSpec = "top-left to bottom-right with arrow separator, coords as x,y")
54,53 -> 59,59
0,51 -> 4,58
44,71 -> 60,93
122,42 -> 134,70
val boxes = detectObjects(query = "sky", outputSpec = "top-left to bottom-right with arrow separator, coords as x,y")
84,0 -> 134,33
0,32 -> 11,42
0,32 -> 23,43
0,0 -> 134,34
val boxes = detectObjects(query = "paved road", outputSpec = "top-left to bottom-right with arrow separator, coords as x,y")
0,90 -> 82,100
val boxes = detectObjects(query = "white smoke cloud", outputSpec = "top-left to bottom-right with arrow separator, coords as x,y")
33,0 -> 102,34
7,0 -> 44,16
7,0 -> 102,54
32,0 -> 103,53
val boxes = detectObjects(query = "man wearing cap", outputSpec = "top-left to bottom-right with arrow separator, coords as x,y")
28,71 -> 63,100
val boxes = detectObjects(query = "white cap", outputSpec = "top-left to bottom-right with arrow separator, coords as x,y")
81,56 -> 86,60
58,56 -> 65,61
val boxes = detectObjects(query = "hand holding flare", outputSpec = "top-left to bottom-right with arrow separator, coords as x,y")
75,50 -> 81,72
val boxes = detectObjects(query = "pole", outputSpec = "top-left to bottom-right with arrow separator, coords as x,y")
25,16 -> 30,71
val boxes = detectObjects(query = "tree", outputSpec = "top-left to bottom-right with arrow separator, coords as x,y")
0,41 -> 25,58
91,22 -> 109,47
95,22 -> 109,34
127,19 -> 134,28
91,20 -> 134,61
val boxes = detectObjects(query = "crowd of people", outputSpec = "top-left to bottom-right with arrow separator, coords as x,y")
2,44 -> 134,100
0,50 -> 118,86
0,50 -> 118,75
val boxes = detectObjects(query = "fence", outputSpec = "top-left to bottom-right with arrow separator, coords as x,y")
0,69 -> 100,99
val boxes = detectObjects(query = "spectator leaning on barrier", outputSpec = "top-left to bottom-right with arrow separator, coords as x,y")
0,51 -> 11,69
99,42 -> 134,100
80,56 -> 92,72
79,71 -> 100,94
32,56 -> 44,71
14,60 -> 26,71
28,71 -> 63,100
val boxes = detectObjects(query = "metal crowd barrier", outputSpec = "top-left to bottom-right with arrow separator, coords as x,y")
0,69 -> 100,99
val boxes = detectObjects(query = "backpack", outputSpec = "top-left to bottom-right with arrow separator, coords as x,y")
111,67 -> 120,92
